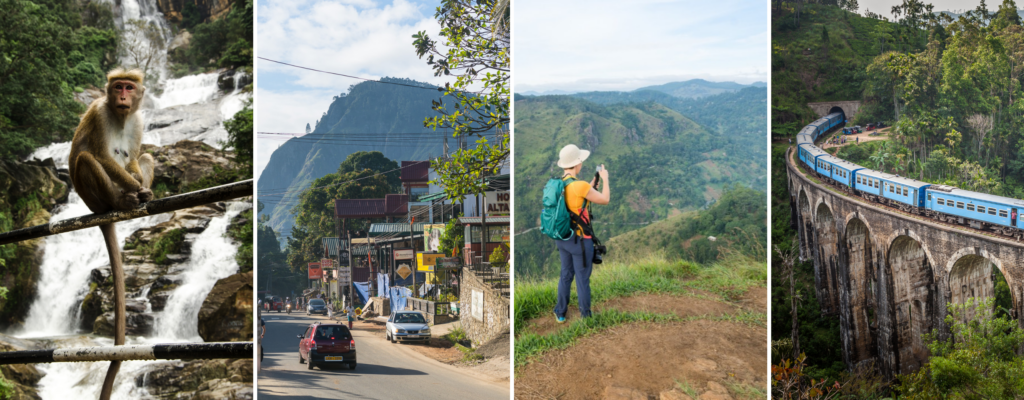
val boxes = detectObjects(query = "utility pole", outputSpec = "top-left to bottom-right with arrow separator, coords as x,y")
481,173 -> 487,267
347,228 -> 354,309
411,217 -> 417,298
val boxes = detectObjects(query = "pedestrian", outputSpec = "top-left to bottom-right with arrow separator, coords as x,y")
552,144 -> 610,323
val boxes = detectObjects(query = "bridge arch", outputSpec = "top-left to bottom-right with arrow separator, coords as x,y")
886,235 -> 936,374
945,247 -> 1016,322
843,216 -> 877,363
816,202 -> 840,313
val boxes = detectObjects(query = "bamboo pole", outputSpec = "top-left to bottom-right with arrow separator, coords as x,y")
0,180 -> 252,245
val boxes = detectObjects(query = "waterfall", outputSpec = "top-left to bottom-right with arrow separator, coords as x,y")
12,0 -> 251,397
153,202 -> 246,342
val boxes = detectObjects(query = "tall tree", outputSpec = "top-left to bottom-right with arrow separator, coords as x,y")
413,0 -> 510,199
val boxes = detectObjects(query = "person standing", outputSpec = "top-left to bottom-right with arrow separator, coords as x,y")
553,144 -> 610,323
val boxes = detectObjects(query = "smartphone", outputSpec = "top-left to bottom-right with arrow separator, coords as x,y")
596,165 -> 604,172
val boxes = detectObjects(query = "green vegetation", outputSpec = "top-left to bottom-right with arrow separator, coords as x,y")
514,253 -> 767,368
133,229 -> 186,265
168,0 -> 253,77
284,151 -> 399,274
228,208 -> 253,273
515,255 -> 766,337
0,0 -> 119,160
414,0 -> 509,199
897,299 -> 1024,398
454,343 -> 484,362
514,93 -> 766,279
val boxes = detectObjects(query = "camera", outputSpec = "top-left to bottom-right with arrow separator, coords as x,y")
592,244 -> 607,264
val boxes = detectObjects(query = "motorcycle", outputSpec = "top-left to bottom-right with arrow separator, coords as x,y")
287,303 -> 292,314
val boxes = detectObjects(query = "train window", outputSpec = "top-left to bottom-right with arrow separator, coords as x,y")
978,206 -> 986,213
938,198 -> 944,205
928,194 -> 932,201
957,202 -> 964,209
902,187 -> 908,196
889,185 -> 894,193
967,204 -> 975,211
874,179 -> 879,188
1000,210 -> 1008,218
989,208 -> 997,215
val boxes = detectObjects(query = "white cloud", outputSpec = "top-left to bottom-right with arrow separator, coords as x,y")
515,0 -> 768,92
255,0 -> 446,178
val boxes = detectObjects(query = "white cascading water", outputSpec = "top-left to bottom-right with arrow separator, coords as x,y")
13,0 -> 251,397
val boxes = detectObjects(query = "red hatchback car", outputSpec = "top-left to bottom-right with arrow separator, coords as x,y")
298,322 -> 357,370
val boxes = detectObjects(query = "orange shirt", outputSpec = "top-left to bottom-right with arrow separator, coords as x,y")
564,179 -> 592,238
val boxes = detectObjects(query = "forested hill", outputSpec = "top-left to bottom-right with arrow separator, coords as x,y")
634,79 -> 765,98
513,95 -> 766,280
771,4 -> 911,135
257,78 -> 447,238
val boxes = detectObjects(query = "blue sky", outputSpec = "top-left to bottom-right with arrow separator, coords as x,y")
515,0 -> 769,93
256,0 -> 445,179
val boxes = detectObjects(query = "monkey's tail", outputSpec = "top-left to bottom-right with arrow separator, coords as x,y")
99,223 -> 124,400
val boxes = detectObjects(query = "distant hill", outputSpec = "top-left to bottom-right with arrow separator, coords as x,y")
257,78 -> 449,238
605,187 -> 766,266
635,79 -> 760,98
513,93 -> 766,279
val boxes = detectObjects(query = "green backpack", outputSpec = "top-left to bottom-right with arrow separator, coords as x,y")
541,176 -> 591,240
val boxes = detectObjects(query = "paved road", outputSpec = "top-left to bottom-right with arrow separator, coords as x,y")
257,313 -> 508,399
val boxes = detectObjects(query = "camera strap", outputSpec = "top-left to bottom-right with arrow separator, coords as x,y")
562,174 -> 601,264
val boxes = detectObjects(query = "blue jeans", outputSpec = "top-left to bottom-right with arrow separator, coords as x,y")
554,234 -> 594,318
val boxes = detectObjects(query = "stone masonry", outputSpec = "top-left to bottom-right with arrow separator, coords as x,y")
459,268 -> 509,347
787,148 -> 1024,379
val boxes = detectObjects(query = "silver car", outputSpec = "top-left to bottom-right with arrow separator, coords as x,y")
385,311 -> 431,344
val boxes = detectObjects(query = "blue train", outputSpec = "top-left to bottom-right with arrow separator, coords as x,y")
794,114 -> 1024,239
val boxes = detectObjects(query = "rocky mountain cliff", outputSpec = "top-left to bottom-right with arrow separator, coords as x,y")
258,78 -> 450,239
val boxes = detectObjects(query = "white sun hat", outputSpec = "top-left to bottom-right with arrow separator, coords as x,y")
557,144 -> 591,168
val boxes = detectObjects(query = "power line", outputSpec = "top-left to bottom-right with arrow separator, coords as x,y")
258,57 -> 444,91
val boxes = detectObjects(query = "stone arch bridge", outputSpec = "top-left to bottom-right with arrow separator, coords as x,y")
786,148 -> 1024,379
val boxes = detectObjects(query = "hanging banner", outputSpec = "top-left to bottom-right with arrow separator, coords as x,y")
423,224 -> 446,252
308,262 -> 322,280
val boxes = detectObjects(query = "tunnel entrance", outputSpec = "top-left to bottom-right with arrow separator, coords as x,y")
829,106 -> 846,123
845,218 -> 876,363
888,236 -> 933,374
816,203 -> 839,314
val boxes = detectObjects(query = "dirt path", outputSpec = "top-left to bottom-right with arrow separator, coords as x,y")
523,292 -> 741,337
819,127 -> 890,149
515,319 -> 767,400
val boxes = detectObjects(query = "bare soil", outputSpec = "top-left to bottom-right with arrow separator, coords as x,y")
740,287 -> 767,313
515,319 -> 767,400
523,293 -> 739,337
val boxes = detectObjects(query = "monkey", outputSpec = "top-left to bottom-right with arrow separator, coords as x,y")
68,68 -> 155,400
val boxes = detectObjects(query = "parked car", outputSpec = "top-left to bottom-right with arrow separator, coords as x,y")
298,322 -> 356,370
307,298 -> 328,315
385,311 -> 431,344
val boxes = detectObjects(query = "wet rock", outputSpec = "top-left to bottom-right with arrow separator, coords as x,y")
143,141 -> 234,192
137,358 -> 252,399
198,271 -> 252,342
73,86 -> 105,107
148,291 -> 172,312
93,312 -> 154,336
169,30 -> 192,52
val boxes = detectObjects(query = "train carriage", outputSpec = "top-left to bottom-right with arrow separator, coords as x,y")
814,154 -> 841,177
927,187 -> 1023,232
853,169 -> 887,197
826,159 -> 864,188
796,133 -> 813,145
798,144 -> 827,170
879,175 -> 930,210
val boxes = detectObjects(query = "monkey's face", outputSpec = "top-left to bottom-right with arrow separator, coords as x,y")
108,79 -> 143,116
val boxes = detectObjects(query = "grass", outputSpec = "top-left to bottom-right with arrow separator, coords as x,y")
675,380 -> 700,398
513,309 -> 765,369
724,377 -> 768,400
443,323 -> 469,346
454,343 -> 484,362
514,254 -> 766,332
